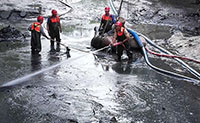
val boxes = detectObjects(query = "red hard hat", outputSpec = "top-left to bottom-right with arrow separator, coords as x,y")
52,9 -> 57,15
105,7 -> 110,12
115,21 -> 123,27
37,16 -> 44,23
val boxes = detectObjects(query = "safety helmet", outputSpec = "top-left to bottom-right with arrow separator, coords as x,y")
115,21 -> 123,27
52,9 -> 57,16
37,16 -> 44,23
105,7 -> 110,12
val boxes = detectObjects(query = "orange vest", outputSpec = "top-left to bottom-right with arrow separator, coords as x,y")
51,16 -> 60,23
117,27 -> 125,36
31,22 -> 41,32
102,14 -> 112,21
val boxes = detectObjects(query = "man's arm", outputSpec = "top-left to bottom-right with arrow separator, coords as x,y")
40,26 -> 49,39
47,18 -> 50,33
122,29 -> 130,43
112,30 -> 117,44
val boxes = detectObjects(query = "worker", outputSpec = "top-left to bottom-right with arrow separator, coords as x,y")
28,15 -> 49,55
99,7 -> 116,35
112,21 -> 132,61
47,9 -> 62,52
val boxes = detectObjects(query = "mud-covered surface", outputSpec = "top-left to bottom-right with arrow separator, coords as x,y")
119,0 -> 200,35
0,0 -> 200,123
0,26 -> 26,42
168,31 -> 200,58
117,0 -> 200,68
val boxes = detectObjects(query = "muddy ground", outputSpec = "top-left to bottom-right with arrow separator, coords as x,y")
116,0 -> 200,62
1,0 -> 200,59
0,0 -> 200,123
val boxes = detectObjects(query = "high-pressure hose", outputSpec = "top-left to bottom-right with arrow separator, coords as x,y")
140,33 -> 200,80
128,28 -> 200,83
142,47 -> 200,83
0,43 -> 110,88
112,28 -> 200,83
146,48 -> 200,64
109,0 -> 200,81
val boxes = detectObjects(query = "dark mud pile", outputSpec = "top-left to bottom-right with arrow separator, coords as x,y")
0,26 -> 26,41
121,0 -> 200,35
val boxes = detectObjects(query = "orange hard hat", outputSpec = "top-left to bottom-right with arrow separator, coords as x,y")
105,7 -> 110,12
37,15 -> 44,23
52,9 -> 57,15
115,21 -> 123,27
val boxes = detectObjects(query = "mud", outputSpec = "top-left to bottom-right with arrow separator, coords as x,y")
0,25 -> 26,42
117,0 -> 200,66
119,0 -> 200,35
0,0 -> 200,123
167,31 -> 200,65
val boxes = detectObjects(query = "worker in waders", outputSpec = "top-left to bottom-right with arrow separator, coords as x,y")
28,16 -> 49,55
47,9 -> 63,52
112,21 -> 132,62
99,7 -> 116,35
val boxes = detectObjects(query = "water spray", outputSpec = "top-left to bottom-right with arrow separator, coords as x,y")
0,44 -> 110,88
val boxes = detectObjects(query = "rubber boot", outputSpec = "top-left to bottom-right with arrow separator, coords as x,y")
50,42 -> 55,52
56,43 -> 60,52
116,56 -> 121,62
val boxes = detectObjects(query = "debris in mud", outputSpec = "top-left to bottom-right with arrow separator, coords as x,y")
67,119 -> 78,123
122,0 -> 200,35
49,93 -> 57,99
19,11 -> 27,18
25,85 -> 34,89
167,31 -> 200,60
162,107 -> 166,111
0,11 -> 12,19
110,116 -> 118,123
0,10 -> 39,21
40,113 -> 77,123
0,25 -> 26,41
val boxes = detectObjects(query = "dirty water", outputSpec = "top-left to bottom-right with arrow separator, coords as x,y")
0,0 -> 200,123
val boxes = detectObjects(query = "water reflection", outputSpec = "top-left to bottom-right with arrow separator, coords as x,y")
0,0 -> 199,122
93,51 -> 144,74
112,62 -> 132,74
31,54 -> 42,71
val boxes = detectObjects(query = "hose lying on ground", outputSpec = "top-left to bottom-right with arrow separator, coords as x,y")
0,43 -> 110,88
142,47 -> 200,84
140,33 -> 200,80
146,48 -> 200,64
109,0 -> 200,80
58,0 -> 73,9
128,28 -> 200,84
58,0 -> 73,17
50,39 -> 110,54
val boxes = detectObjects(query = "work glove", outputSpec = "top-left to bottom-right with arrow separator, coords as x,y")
113,42 -> 122,47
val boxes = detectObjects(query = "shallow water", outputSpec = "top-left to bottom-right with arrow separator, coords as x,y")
0,0 -> 200,123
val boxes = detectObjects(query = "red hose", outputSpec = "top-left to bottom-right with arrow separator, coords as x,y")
146,48 -> 200,64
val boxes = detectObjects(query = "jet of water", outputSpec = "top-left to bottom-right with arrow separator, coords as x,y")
1,44 -> 110,88
1,54 -> 86,88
